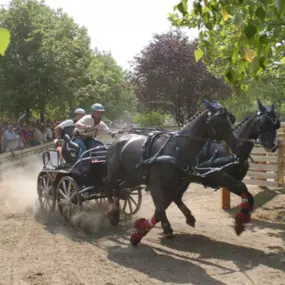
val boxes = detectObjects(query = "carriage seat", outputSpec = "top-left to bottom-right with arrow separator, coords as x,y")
61,138 -> 80,164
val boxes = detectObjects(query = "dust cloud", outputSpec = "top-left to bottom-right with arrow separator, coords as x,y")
0,153 -> 136,234
0,155 -> 42,218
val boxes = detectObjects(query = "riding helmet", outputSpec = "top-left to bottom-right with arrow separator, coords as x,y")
91,103 -> 105,112
75,108 -> 86,115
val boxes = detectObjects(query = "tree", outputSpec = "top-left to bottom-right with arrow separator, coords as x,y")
0,0 -> 136,122
133,111 -> 166,127
169,0 -> 285,92
77,50 -> 137,121
0,0 -> 92,121
131,30 -> 230,126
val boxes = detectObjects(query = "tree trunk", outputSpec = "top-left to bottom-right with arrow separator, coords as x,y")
39,101 -> 45,123
25,108 -> 31,121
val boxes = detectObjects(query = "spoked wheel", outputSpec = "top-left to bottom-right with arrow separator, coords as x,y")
57,176 -> 81,224
38,173 -> 56,215
120,187 -> 142,216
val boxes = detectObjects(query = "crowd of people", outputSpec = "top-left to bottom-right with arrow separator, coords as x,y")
0,104 -> 135,155
0,120 -> 58,153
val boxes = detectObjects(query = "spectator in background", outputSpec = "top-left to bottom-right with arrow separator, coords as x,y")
3,125 -> 20,152
18,123 -> 30,147
2,122 -> 8,134
34,123 -> 44,144
40,123 -> 48,143
45,123 -> 53,141
27,122 -> 41,146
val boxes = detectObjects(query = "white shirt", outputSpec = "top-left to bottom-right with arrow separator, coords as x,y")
46,128 -> 53,140
4,130 -> 19,151
75,115 -> 112,138
59,119 -> 74,129
4,130 -> 17,141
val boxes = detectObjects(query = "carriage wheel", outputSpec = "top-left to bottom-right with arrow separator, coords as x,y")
38,173 -> 56,215
57,176 -> 81,224
120,187 -> 142,216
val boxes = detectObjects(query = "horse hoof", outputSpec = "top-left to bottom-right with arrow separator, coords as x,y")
110,218 -> 120,227
130,232 -> 142,246
235,222 -> 245,236
163,231 -> 174,239
107,211 -> 120,227
186,215 -> 196,227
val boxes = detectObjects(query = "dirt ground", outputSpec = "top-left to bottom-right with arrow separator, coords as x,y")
0,156 -> 285,285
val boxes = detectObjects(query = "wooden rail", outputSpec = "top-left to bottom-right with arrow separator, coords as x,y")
0,142 -> 53,170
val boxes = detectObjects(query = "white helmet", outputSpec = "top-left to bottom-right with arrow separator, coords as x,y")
75,108 -> 86,115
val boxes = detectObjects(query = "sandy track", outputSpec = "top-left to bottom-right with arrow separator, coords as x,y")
0,157 -> 285,285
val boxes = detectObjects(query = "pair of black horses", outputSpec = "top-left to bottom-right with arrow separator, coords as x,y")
104,99 -> 280,246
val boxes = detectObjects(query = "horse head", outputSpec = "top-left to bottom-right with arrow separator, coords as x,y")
256,98 -> 280,152
203,99 -> 238,153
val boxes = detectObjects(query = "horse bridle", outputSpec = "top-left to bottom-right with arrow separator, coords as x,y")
206,108 -> 235,140
256,111 -> 280,143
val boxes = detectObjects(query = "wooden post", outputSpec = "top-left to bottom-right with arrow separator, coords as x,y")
277,141 -> 285,186
256,152 -> 267,181
221,188 -> 231,209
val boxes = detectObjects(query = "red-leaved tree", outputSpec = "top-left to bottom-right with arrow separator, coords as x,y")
131,30 -> 231,126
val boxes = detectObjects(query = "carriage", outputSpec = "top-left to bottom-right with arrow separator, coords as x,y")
37,133 -> 143,224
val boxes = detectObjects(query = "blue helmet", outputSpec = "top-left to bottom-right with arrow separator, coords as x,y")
91,103 -> 105,112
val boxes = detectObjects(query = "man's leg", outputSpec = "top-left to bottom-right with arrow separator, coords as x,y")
72,138 -> 86,159
89,139 -> 104,149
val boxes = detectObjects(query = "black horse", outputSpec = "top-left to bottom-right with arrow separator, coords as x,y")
105,100 -> 241,246
158,99 -> 281,237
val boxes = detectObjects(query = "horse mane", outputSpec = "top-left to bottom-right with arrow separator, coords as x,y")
233,115 -> 254,131
186,109 -> 207,124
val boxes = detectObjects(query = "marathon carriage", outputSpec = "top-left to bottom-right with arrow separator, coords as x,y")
37,132 -> 143,223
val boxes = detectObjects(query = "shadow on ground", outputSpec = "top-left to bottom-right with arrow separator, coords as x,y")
107,233 -> 285,285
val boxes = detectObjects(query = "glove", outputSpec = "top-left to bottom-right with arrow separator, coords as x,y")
84,126 -> 93,132
53,138 -> 59,146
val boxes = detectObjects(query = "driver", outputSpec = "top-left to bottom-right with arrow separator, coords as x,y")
54,108 -> 86,144
74,103 -> 117,157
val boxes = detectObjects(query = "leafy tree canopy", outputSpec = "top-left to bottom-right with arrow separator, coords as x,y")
131,30 -> 230,126
0,0 -> 135,122
169,0 -> 285,93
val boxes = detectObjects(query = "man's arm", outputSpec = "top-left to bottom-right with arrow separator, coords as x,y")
54,120 -> 74,140
54,125 -> 62,140
75,122 -> 88,130
75,116 -> 89,130
100,122 -> 116,138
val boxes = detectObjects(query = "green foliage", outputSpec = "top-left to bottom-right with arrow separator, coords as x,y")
0,0 -> 135,122
133,111 -> 166,127
169,0 -> 285,93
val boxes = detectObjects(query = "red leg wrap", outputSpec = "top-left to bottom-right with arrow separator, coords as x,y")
130,217 -> 157,246
241,202 -> 250,209
236,212 -> 251,224
135,218 -> 146,231
144,217 -> 157,230
241,193 -> 248,199
236,192 -> 251,225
